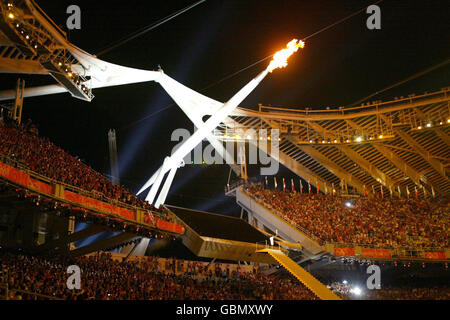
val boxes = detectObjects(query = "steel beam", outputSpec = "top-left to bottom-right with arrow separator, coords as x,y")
34,224 -> 106,253
240,116 -> 333,192
372,144 -> 446,196
314,120 -> 400,194
298,121 -> 374,195
434,128 -> 450,149
336,145 -> 398,193
69,232 -> 137,257
293,143 -> 366,195
0,57 -> 47,74
394,128 -> 448,181
228,90 -> 450,121
414,107 -> 450,149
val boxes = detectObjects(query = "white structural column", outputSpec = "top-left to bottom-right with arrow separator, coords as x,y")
139,70 -> 269,207
146,157 -> 172,204
154,165 -> 178,208
156,72 -> 239,174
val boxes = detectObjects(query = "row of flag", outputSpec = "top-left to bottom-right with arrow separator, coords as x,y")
264,176 -> 436,198
265,176 -> 336,195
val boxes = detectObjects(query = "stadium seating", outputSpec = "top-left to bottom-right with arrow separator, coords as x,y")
0,251 -> 317,300
329,282 -> 450,300
245,183 -> 449,249
0,121 -> 163,214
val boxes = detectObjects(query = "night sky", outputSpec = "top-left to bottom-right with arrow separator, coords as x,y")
1,0 -> 449,217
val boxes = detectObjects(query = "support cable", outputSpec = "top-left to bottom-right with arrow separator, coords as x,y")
119,0 -> 385,130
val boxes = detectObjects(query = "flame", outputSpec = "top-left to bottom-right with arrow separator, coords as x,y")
267,39 -> 305,73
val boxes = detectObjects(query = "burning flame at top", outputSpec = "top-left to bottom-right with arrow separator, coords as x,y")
267,39 -> 305,73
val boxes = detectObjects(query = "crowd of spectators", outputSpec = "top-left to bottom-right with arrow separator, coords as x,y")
0,120 -> 163,215
246,183 -> 449,249
329,282 -> 450,300
364,287 -> 450,300
0,251 -> 317,300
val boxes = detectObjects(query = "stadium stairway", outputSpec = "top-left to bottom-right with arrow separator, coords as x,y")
256,248 -> 341,300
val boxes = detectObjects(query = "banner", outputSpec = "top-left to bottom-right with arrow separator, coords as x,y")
334,247 -> 356,257
0,161 -> 184,234
0,161 -> 32,188
424,252 -> 447,260
156,219 -> 185,234
361,248 -> 391,259
65,190 -> 135,220
29,178 -> 54,195
0,162 -> 54,195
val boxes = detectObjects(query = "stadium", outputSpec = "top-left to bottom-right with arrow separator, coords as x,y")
0,0 -> 449,305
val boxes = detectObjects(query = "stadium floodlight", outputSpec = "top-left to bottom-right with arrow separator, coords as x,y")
350,287 -> 362,295
345,201 -> 353,208
342,280 -> 348,284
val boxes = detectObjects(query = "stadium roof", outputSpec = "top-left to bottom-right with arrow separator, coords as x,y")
1,0 -> 449,199
222,88 -> 450,197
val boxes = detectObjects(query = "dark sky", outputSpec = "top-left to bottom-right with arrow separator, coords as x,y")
1,0 -> 449,217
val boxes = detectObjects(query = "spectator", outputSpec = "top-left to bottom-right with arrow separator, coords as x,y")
0,251 -> 317,300
0,124 -> 166,217
246,183 -> 449,249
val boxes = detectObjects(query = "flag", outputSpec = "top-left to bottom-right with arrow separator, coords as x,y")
372,185 -> 375,195
332,182 -> 336,195
431,186 -> 435,198
324,182 -> 328,194
406,185 -> 410,198
415,186 -> 418,198
308,181 -> 311,194
389,185 -> 393,198
283,178 -> 286,192
423,186 -> 427,198
380,185 -> 384,198
291,178 -> 295,192
397,185 -> 402,197
316,180 -> 319,194
300,180 -> 303,193
274,177 -> 278,189
363,185 -> 367,197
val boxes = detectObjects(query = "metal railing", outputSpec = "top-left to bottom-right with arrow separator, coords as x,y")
330,241 -> 448,260
0,283 -> 63,300
0,152 -> 170,224
256,88 -> 450,116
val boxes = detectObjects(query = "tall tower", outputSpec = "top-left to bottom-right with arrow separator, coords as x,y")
13,78 -> 25,124
108,129 -> 120,185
